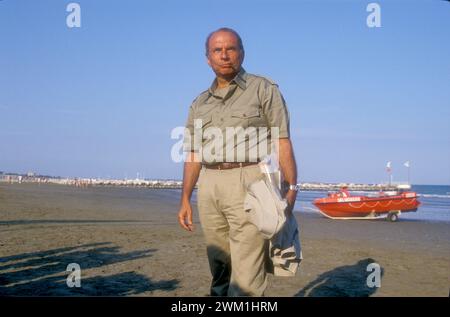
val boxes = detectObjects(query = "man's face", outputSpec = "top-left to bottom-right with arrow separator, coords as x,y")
206,31 -> 244,79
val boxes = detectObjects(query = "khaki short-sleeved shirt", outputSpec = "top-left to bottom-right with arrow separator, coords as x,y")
184,68 -> 290,164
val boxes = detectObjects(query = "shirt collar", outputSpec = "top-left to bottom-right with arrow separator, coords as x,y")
208,67 -> 247,95
233,68 -> 247,90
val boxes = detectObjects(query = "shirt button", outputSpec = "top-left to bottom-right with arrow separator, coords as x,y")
243,114 -> 247,117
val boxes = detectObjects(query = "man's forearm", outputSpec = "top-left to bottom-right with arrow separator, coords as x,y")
278,138 -> 298,186
181,152 -> 202,203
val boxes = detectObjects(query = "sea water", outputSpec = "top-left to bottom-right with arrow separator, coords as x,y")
190,184 -> 450,222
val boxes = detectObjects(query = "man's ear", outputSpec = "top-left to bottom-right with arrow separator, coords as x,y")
206,57 -> 211,67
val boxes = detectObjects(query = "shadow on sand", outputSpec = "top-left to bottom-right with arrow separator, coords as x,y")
0,242 -> 179,296
0,219 -> 154,226
296,258 -> 384,297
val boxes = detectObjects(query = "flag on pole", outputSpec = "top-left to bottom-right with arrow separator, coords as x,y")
404,161 -> 411,184
386,161 -> 392,173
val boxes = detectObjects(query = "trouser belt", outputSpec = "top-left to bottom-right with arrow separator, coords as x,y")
204,162 -> 259,170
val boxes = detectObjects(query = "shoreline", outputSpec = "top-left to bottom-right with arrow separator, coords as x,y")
1,175 -> 403,191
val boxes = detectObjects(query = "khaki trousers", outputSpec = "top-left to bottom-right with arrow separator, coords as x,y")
197,164 -> 268,296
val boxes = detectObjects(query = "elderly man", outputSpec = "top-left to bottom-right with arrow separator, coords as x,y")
178,27 -> 298,296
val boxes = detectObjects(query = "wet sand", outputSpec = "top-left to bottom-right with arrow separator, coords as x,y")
0,183 -> 449,296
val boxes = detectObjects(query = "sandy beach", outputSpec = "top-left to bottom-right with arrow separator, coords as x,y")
0,183 -> 448,297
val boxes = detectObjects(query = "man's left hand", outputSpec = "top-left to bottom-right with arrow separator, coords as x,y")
285,189 -> 297,216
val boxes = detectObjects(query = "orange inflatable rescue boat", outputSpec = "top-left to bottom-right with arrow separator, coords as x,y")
313,185 -> 420,222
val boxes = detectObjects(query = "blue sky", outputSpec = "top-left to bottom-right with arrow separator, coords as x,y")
1,0 -> 449,185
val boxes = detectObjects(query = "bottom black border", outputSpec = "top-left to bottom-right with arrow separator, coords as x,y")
1,296 -> 447,315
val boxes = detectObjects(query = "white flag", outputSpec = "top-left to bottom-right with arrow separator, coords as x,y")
404,161 -> 410,168
386,161 -> 391,172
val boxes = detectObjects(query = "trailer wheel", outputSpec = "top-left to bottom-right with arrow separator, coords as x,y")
387,212 -> 399,222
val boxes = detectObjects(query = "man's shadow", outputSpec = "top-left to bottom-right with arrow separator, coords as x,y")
0,242 -> 179,296
295,258 -> 384,297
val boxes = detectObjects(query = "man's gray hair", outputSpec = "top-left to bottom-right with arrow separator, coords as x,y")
205,27 -> 244,56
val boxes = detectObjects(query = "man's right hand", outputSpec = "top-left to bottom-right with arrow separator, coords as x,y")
178,201 -> 194,232
178,153 -> 201,232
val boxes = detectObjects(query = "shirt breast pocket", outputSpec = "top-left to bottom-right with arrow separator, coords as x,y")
231,107 -> 266,129
195,114 -> 213,129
